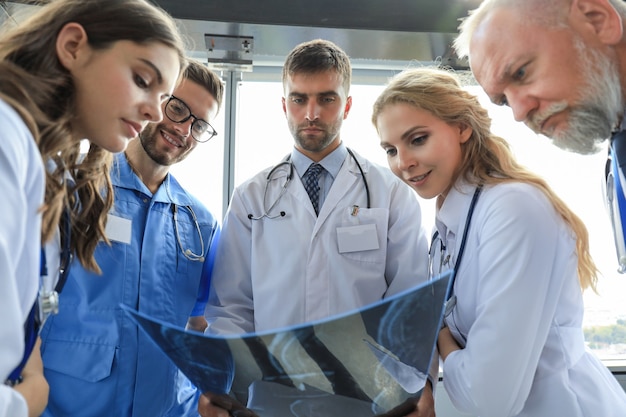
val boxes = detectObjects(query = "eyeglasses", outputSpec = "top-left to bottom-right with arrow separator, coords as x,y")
164,95 -> 217,143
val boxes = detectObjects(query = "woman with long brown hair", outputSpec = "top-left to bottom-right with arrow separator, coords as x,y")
0,1 -> 186,415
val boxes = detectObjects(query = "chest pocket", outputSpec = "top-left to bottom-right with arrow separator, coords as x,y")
141,205 -> 208,319
43,340 -> 116,382
336,207 -> 388,264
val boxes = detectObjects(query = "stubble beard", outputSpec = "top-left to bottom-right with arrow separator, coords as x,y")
291,121 -> 340,154
139,123 -> 191,166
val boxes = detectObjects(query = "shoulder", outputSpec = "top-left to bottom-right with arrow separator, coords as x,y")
352,152 -> 402,184
0,97 -> 33,143
477,182 -> 559,229
189,199 -> 218,226
0,97 -> 41,175
481,182 -> 550,210
168,175 -> 219,225
236,163 -> 285,192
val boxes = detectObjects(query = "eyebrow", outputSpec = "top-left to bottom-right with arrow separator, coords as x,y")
401,125 -> 427,140
288,90 -> 340,97
379,125 -> 427,148
497,63 -> 514,86
317,90 -> 340,97
139,58 -> 163,84
476,51 -> 510,101
487,62 -> 514,103
172,95 -> 211,123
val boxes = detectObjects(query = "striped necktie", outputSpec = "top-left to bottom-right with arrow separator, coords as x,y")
303,163 -> 324,215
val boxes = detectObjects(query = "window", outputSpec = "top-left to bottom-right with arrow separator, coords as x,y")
169,90 -> 227,221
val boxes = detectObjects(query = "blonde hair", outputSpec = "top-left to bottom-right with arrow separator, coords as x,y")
0,0 -> 186,272
372,67 -> 598,291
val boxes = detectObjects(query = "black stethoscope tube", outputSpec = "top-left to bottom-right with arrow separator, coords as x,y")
248,148 -> 370,220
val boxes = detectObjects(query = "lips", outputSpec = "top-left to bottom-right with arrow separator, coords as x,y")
529,102 -> 568,137
123,120 -> 142,139
301,127 -> 323,135
300,122 -> 324,134
529,115 -> 558,138
161,129 -> 184,148
407,171 -> 430,184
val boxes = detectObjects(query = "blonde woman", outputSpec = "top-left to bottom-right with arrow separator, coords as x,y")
372,67 -> 626,417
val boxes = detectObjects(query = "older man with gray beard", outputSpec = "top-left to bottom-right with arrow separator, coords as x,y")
456,0 -> 626,271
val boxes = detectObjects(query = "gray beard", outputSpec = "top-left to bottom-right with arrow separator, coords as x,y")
551,106 -> 613,155
550,38 -> 623,155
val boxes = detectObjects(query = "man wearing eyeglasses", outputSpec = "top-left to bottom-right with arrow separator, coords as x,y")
39,61 -> 223,417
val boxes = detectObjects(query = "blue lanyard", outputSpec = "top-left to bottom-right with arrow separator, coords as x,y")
5,250 -> 46,385
431,185 -> 483,303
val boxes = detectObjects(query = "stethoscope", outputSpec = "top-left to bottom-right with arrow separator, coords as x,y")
429,184 -> 482,321
247,147 -> 371,220
172,204 -> 205,262
166,180 -> 206,262
39,207 -> 72,320
605,129 -> 626,273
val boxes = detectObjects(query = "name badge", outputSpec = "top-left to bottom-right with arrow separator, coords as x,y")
337,223 -> 379,253
105,214 -> 132,244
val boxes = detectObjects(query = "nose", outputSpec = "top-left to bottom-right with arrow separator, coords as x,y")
143,99 -> 164,123
505,87 -> 537,123
305,101 -> 320,121
172,117 -> 193,137
395,147 -> 416,172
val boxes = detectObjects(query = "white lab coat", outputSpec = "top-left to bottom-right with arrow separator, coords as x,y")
206,148 -> 430,334
0,98 -> 44,417
437,181 -> 626,417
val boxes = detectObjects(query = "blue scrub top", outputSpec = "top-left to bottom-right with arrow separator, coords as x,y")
40,153 -> 220,417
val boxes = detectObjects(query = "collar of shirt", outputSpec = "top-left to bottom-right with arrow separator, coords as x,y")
291,143 -> 348,181
111,153 -> 192,206
435,181 -> 479,245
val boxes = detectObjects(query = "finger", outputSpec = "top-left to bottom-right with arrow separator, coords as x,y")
204,392 -> 260,417
208,394 -> 234,410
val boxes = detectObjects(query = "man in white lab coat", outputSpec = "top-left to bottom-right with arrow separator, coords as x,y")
200,39 -> 432,417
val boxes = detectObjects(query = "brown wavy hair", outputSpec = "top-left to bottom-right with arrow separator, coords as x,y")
0,0 -> 186,272
372,67 -> 598,291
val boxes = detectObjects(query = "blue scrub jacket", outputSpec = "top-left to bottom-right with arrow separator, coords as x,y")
40,153 -> 220,417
